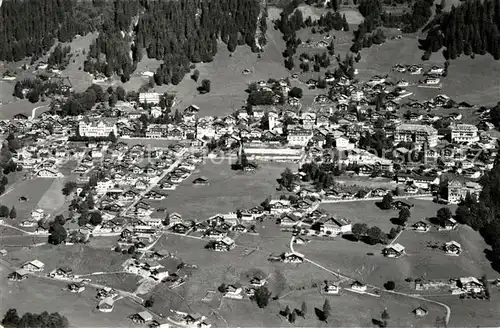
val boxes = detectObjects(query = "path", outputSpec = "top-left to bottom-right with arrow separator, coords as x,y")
31,104 -> 49,120
119,148 -> 187,217
288,235 -> 451,324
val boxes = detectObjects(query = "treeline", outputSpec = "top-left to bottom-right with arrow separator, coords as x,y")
420,0 -> 500,60
47,44 -> 72,70
382,0 -> 433,33
351,0 -> 386,52
0,0 -> 112,62
455,156 -> 500,272
13,78 -> 69,103
298,52 -> 331,72
2,309 -> 69,328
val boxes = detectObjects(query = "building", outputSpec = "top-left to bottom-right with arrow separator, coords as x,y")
213,237 -> 235,252
8,269 -> 28,281
21,260 -> 45,272
458,277 -> 484,294
444,241 -> 462,255
319,217 -> 352,235
450,123 -> 479,143
413,307 -> 428,317
287,125 -> 313,147
350,281 -> 367,292
139,92 -> 160,104
395,124 -> 438,147
443,218 -> 458,230
79,120 -> 117,138
383,243 -> 405,258
412,221 -> 430,232
98,300 -> 114,313
323,282 -> 341,295
447,179 -> 482,204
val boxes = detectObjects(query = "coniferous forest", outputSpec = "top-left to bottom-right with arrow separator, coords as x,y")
0,0 -> 263,84
420,0 -> 500,60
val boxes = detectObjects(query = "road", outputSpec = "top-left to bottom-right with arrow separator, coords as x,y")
288,235 -> 451,325
119,148 -> 187,217
31,104 -> 49,120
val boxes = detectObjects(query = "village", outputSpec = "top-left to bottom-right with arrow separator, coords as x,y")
0,55 -> 499,328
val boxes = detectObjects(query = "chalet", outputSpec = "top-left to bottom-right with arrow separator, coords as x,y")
98,300 -> 114,313
391,201 -> 414,210
279,214 -> 300,227
458,277 -> 484,294
169,212 -> 183,225
269,200 -> 291,215
250,277 -> 267,287
350,281 -> 367,292
282,252 -> 304,264
323,282 -> 341,295
171,222 -> 190,234
224,284 -> 243,299
213,237 -> 235,252
193,177 -> 209,185
21,260 -> 45,272
319,217 -> 352,235
412,221 -> 430,232
193,222 -> 208,232
204,228 -> 228,240
444,241 -> 462,255
232,224 -> 247,233
68,283 -> 86,293
131,311 -> 154,324
383,243 -> 406,258
8,269 -> 28,281
443,218 -> 458,230
413,307 -> 428,317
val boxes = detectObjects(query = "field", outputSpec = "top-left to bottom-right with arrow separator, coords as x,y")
4,243 -> 128,275
92,273 -> 141,293
145,161 -> 291,221
0,262 -> 143,328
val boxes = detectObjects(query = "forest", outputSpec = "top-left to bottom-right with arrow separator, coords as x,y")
420,0 -> 500,60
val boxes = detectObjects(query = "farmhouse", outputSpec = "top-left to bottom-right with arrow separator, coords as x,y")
21,260 -> 45,272
413,307 -> 428,317
444,241 -> 462,255
350,281 -> 367,292
269,199 -> 291,215
443,218 -> 458,230
8,269 -> 28,281
282,252 -> 304,264
457,277 -> 484,294
323,282 -> 341,295
412,221 -> 430,232
223,284 -> 243,299
213,237 -> 235,252
67,283 -> 85,293
319,217 -> 352,235
131,311 -> 154,324
383,243 -> 405,258
98,299 -> 114,313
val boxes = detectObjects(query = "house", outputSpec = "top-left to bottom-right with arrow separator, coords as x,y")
0,249 -> 7,256
213,237 -> 235,252
269,200 -> 291,215
444,241 -> 462,255
383,243 -> 405,258
282,252 -> 304,264
131,311 -> 154,324
250,277 -> 267,287
350,281 -> 367,292
458,277 -> 484,294
8,269 -> 28,281
224,284 -> 243,299
323,282 -> 341,295
279,214 -> 299,227
171,222 -> 190,234
68,283 -> 86,293
21,260 -> 45,272
412,221 -> 430,232
193,177 -> 209,186
98,299 -> 114,313
413,306 -> 428,317
443,218 -> 458,230
319,217 -> 352,235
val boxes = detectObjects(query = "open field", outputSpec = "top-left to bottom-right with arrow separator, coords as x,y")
0,178 -> 54,222
92,273 -> 141,293
36,178 -> 67,217
145,161 -> 290,221
433,293 -> 500,327
5,243 -> 128,275
0,262 -> 142,328
353,36 -> 500,106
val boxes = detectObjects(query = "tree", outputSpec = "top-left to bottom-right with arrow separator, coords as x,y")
78,213 -> 89,227
367,226 -> 386,245
200,79 -> 211,93
300,301 -> 307,317
62,181 -> 77,196
191,69 -> 200,82
251,286 -> 272,308
54,215 -> 66,226
127,246 -> 136,254
398,207 -> 411,225
116,86 -> 126,101
380,193 -> 393,209
2,309 -> 19,327
283,305 -> 291,317
352,223 -> 368,241
48,223 -> 67,245
381,309 -> 390,320
436,207 -> 452,226
89,212 -> 103,226
144,296 -> 154,308
288,87 -> 303,98
322,299 -> 331,321
9,206 -> 16,219
288,311 -> 296,323
0,205 -> 9,217
384,280 -> 395,290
